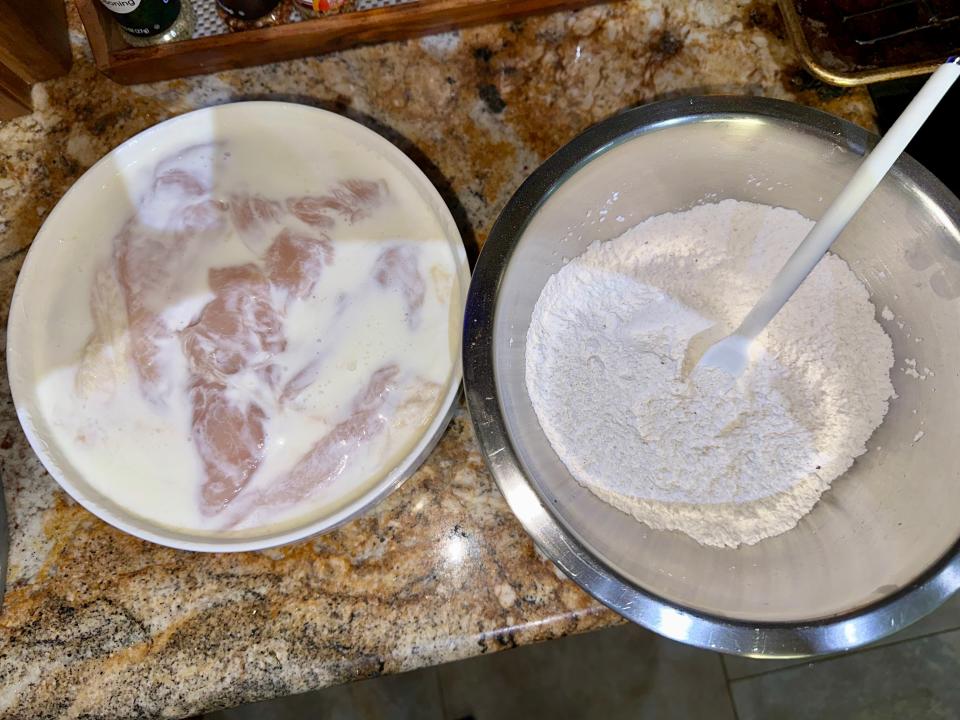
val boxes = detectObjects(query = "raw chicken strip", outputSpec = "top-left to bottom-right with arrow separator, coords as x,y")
180,263 -> 287,514
181,264 -> 286,381
335,179 -> 389,221
279,243 -> 418,404
221,365 -> 400,528
178,199 -> 229,240
265,228 -> 334,299
76,267 -> 130,399
230,194 -> 283,254
393,378 -> 442,430
285,197 -> 336,228
115,225 -> 187,404
287,179 -> 388,226
189,378 -> 268,514
150,143 -> 220,197
373,245 -> 425,328
279,356 -> 325,406
113,152 -> 229,404
181,223 -> 336,514
154,168 -> 206,197
231,194 -> 282,232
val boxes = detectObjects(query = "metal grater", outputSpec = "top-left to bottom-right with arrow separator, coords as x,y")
779,0 -> 960,85
192,0 -> 416,39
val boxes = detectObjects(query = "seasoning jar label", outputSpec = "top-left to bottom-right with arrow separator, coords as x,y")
98,0 -> 181,36
100,0 -> 142,13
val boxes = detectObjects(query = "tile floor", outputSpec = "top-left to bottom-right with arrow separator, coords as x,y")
206,592 -> 960,720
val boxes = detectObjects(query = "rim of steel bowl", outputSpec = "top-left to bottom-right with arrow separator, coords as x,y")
461,95 -> 960,658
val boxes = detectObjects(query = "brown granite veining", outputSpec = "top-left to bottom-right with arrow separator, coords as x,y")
0,1 -> 875,717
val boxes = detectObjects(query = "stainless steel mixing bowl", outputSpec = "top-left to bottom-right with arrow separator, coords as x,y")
463,96 -> 960,657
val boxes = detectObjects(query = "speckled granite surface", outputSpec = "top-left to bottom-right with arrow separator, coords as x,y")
0,1 -> 875,717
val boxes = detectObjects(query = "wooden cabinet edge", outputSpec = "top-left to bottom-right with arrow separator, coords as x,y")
0,61 -> 32,120
78,0 -> 609,85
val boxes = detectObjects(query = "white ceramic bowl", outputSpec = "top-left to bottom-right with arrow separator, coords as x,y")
8,102 -> 469,552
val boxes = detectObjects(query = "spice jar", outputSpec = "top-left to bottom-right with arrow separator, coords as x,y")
293,0 -> 356,18
98,0 -> 195,46
216,0 -> 290,30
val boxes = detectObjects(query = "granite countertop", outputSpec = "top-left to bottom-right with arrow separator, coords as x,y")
0,1 -> 876,717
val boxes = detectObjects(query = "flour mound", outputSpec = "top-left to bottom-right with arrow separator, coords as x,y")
525,200 -> 894,548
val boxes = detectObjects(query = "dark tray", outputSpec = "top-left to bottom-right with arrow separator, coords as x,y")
779,0 -> 960,85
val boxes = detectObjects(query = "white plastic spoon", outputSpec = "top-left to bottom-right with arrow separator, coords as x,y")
686,57 -> 960,378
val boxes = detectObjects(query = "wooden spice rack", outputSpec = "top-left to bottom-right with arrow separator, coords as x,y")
76,0 -> 603,85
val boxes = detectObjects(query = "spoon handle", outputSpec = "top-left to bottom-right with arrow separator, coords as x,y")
735,57 -> 960,342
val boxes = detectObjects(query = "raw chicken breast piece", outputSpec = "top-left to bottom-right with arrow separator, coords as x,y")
265,228 -> 334,299
221,364 -> 400,528
181,264 -> 286,381
287,178 -> 388,226
373,245 -> 425,328
190,378 -> 268,515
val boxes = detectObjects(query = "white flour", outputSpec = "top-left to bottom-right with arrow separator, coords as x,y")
525,200 -> 894,548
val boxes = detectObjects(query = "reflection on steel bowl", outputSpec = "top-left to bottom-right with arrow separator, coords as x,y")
464,96 -> 960,657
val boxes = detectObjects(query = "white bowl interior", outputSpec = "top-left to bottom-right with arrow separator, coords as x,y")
493,116 -> 960,622
7,102 -> 469,552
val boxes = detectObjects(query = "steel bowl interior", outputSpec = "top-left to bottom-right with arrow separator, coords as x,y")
464,96 -> 960,656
